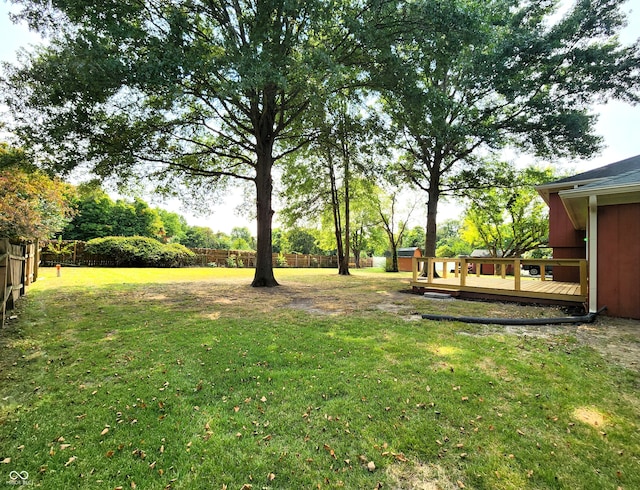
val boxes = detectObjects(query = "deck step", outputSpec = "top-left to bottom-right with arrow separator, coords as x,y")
423,292 -> 454,300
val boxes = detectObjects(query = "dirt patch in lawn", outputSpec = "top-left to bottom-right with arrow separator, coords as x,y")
386,461 -> 461,490
572,407 -> 607,428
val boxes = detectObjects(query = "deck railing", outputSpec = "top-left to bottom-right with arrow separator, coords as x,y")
412,257 -> 588,298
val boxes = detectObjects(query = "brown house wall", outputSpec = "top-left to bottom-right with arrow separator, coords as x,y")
548,192 -> 586,282
597,203 -> 640,319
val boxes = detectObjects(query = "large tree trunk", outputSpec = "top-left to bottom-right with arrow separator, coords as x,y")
338,175 -> 350,275
338,129 -> 350,276
251,138 -> 278,288
421,161 -> 442,278
425,194 -> 439,258
424,166 -> 441,258
328,154 -> 349,275
391,245 -> 399,272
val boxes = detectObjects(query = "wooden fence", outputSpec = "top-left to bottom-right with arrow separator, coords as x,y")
38,241 -> 373,269
1,239 -> 39,327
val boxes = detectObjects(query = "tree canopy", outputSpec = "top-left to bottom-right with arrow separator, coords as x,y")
2,0 -> 639,274
0,143 -> 75,241
460,164 -> 555,257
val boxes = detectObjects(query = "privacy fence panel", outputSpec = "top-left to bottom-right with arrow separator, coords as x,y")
1,239 -> 38,328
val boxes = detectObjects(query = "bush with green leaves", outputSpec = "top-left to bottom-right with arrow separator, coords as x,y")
275,253 -> 288,268
85,236 -> 195,267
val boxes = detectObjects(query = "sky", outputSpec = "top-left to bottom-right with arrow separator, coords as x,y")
1,0 -> 639,234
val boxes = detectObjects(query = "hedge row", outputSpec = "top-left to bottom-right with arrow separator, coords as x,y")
85,236 -> 195,268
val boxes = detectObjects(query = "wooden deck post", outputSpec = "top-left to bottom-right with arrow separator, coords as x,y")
579,259 -> 588,298
460,258 -> 467,287
514,259 -> 521,291
427,257 -> 434,283
412,257 -> 418,282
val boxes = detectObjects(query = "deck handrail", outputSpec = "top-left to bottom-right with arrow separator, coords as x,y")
413,257 -> 588,297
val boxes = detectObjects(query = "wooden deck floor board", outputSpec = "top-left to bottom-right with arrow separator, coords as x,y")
410,275 -> 584,304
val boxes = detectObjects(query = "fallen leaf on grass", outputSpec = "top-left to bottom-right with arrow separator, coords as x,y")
323,444 -> 336,459
1,458 -> 10,464
267,473 -> 276,481
101,428 -> 109,436
367,461 -> 376,472
64,456 -> 77,467
457,480 -> 465,488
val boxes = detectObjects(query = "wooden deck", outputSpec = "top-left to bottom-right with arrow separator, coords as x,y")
411,257 -> 588,306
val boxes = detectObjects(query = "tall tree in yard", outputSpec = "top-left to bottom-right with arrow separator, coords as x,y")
369,0 -> 639,258
2,0 -> 353,286
375,190 -> 416,273
280,92 -> 380,275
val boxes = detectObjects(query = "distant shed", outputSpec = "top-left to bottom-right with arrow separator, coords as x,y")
398,247 -> 422,272
469,249 -> 494,275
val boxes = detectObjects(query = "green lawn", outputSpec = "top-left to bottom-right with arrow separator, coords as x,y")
1,267 -> 638,489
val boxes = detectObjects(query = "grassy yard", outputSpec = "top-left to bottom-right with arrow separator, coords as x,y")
1,267 -> 638,489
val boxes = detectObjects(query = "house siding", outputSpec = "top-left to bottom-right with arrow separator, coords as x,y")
597,203 -> 640,319
548,192 -> 586,282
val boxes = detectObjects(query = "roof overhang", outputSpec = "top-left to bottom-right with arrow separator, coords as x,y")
535,179 -> 602,205
558,183 -> 640,229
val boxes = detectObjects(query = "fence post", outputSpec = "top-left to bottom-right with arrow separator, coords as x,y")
0,239 -> 8,327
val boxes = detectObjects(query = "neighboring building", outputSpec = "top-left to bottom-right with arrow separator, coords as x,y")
469,249 -> 494,275
397,247 -> 422,272
536,155 -> 640,319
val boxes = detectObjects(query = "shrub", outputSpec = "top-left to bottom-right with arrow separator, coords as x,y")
276,253 -> 288,268
85,236 -> 195,267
